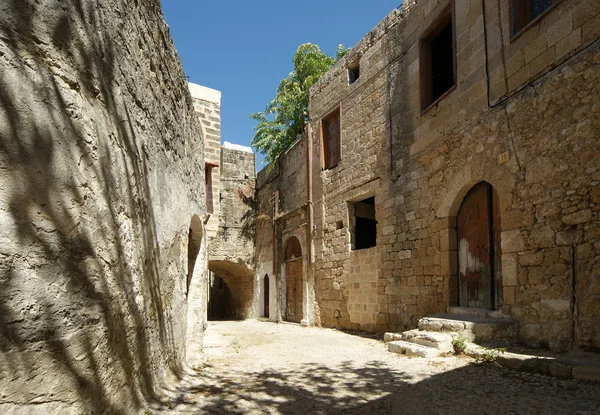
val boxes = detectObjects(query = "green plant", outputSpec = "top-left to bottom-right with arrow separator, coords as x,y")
451,336 -> 469,354
251,43 -> 348,165
478,346 -> 506,363
230,338 -> 241,353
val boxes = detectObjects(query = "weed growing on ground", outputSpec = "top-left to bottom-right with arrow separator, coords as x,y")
231,338 -> 241,353
451,336 -> 469,354
477,346 -> 506,363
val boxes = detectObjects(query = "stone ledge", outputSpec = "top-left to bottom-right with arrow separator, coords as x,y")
464,345 -> 600,383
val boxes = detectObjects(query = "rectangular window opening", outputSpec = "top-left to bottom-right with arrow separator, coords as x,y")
351,197 -> 376,250
420,7 -> 455,111
348,62 -> 360,85
511,0 -> 558,37
322,107 -> 341,169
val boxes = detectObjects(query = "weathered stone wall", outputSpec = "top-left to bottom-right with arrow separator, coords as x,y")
302,0 -> 600,350
209,145 -> 257,318
0,1 -> 207,413
190,83 -> 221,239
255,139 -> 311,323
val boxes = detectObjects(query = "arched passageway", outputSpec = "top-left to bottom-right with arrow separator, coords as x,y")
186,215 -> 207,363
208,260 -> 254,320
456,182 -> 502,310
284,237 -> 303,323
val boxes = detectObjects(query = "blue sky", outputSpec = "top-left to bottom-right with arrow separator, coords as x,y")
160,0 -> 402,167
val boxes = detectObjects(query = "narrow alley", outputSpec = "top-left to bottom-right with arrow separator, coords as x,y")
148,321 -> 600,414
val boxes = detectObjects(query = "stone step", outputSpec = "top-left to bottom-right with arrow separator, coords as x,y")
388,340 -> 444,358
447,306 -> 512,320
401,329 -> 454,352
383,332 -> 403,342
418,313 -> 517,343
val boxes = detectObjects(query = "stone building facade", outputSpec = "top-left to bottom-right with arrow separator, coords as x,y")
0,1 -> 208,413
189,83 -> 257,321
255,0 -> 600,351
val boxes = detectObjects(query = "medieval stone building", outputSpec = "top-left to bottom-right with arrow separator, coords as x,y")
255,0 -> 600,352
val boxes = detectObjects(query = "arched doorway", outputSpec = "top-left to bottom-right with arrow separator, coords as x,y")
284,237 -> 303,323
187,215 -> 203,297
457,182 -> 502,309
263,275 -> 270,318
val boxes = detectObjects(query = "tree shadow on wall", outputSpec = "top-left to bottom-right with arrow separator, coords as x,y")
0,0 -> 199,413
238,184 -> 259,241
149,358 -> 600,414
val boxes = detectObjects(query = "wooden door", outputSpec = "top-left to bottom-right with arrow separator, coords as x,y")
286,259 -> 303,323
458,182 -> 500,309
264,275 -> 270,318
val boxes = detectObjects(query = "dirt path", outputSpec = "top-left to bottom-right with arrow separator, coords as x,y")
148,320 -> 600,414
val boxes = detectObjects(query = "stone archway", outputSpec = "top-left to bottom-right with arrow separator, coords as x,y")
208,260 -> 255,320
435,163 -> 514,311
186,214 -> 207,363
284,236 -> 303,323
457,182 -> 503,309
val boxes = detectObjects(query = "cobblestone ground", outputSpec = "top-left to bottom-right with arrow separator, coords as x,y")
148,320 -> 600,414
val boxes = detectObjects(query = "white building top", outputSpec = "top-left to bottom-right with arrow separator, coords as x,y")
223,141 -> 253,153
188,82 -> 221,104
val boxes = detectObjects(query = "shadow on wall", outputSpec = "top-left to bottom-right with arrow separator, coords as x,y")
0,0 -> 199,412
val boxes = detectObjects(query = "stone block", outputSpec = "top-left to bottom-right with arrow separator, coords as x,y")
518,251 -> 544,267
572,366 -> 600,382
529,226 -> 555,249
431,217 -> 457,232
562,209 -> 592,225
503,286 -> 516,305
548,361 -> 573,379
502,229 -> 524,253
503,205 -> 535,230
503,253 -> 518,286
439,227 -> 457,251
441,252 -> 457,276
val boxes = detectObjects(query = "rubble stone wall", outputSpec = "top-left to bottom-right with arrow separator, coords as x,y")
0,1 -> 207,413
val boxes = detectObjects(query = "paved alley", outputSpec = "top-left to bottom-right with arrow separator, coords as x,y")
148,320 -> 600,414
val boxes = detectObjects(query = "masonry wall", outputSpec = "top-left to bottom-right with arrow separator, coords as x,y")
190,83 -> 221,239
255,139 -> 311,323
208,146 -> 257,318
304,0 -> 600,351
0,1 -> 207,413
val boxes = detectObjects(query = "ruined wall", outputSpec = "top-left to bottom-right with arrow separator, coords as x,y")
190,83 -> 221,239
304,0 -> 600,350
0,1 -> 207,413
209,144 -> 257,318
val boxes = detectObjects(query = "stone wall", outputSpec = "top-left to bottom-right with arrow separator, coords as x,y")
190,83 -> 221,239
209,144 -> 257,319
254,0 -> 600,351
255,138 -> 311,323
0,1 -> 207,413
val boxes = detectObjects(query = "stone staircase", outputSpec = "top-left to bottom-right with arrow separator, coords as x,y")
384,307 -> 517,358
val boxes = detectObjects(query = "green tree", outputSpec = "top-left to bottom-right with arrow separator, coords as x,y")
251,43 -> 347,165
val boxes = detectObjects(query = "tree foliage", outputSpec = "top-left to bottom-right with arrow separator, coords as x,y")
251,43 -> 347,165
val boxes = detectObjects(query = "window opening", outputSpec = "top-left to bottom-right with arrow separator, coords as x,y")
351,197 -> 376,250
322,108 -> 341,169
511,0 -> 558,36
348,62 -> 360,85
205,162 -> 218,214
420,7 -> 455,111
